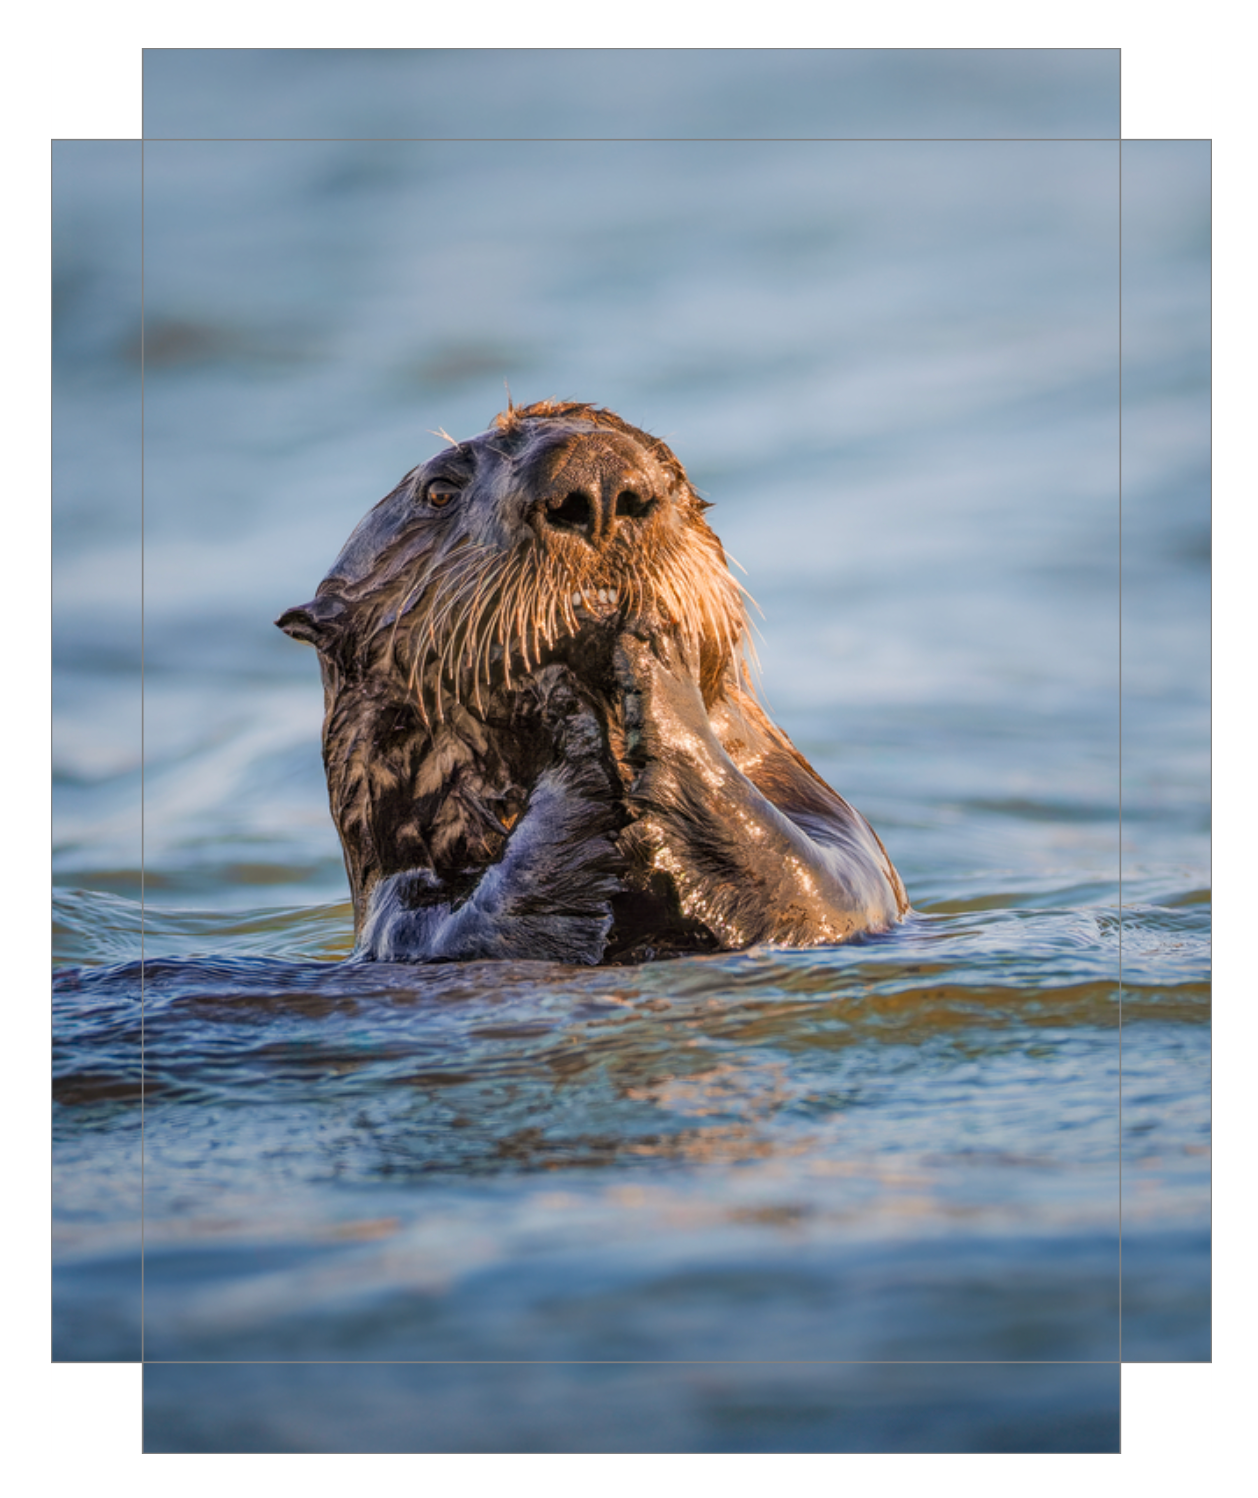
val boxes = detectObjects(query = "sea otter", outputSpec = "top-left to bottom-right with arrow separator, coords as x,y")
278,400 -> 908,964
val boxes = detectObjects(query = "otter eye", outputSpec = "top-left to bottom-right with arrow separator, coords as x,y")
425,478 -> 463,509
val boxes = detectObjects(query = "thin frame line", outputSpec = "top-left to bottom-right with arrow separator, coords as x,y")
139,137 -> 147,1367
142,1358 -> 1123,1366
60,137 -> 1215,145
1117,134 -> 1124,1368
138,135 -> 1120,144
1116,54 -> 1124,1399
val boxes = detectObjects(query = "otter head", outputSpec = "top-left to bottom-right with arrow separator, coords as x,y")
278,399 -> 750,720
277,400 -> 752,923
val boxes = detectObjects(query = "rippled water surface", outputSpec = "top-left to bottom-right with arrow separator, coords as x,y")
52,52 -> 1208,1453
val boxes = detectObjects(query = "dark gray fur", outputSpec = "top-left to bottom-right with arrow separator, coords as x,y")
278,400 -> 908,964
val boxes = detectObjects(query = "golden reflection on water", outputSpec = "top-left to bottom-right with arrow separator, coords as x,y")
624,1060 -> 792,1117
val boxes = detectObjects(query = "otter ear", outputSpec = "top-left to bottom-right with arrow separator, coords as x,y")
276,592 -> 346,647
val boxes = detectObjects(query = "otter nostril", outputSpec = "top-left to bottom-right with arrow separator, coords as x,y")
615,490 -> 655,520
547,491 -> 595,536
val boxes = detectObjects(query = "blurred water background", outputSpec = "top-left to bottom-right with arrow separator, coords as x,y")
51,51 -> 1207,1452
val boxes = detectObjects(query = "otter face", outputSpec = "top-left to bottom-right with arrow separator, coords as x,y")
278,400 -> 749,720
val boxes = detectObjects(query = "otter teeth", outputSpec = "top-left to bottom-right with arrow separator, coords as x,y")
570,589 -> 618,614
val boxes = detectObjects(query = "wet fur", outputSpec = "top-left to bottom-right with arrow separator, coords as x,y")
279,400 -> 908,963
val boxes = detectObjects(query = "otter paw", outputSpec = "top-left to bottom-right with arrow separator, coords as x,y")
613,632 -> 722,799
530,663 -> 610,767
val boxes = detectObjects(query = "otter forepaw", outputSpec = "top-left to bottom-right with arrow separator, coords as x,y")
527,662 -> 612,770
613,631 -> 725,800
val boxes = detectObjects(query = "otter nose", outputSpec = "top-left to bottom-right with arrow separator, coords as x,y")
533,434 -> 658,549
542,482 -> 655,545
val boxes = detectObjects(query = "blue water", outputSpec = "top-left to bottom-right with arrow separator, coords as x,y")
52,52 -> 1207,1453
